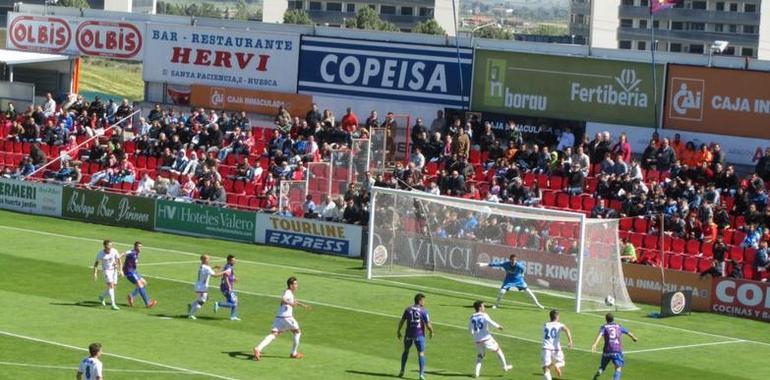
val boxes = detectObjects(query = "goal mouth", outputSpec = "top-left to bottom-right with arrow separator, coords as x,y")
366,186 -> 638,313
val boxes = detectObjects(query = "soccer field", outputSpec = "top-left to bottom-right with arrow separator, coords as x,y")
0,210 -> 768,379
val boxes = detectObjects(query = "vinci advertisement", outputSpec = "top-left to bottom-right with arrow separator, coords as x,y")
256,214 -> 363,257
711,278 -> 770,322
143,24 -> 299,92
6,13 -> 144,60
471,50 -> 664,128
298,36 -> 472,107
664,64 -> 770,139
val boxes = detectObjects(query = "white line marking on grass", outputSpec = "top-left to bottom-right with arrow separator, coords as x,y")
2,224 -> 770,349
0,361 -> 192,374
141,260 -> 201,267
624,340 -> 746,354
0,331 -> 239,380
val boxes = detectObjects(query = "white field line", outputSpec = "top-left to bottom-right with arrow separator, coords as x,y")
624,339 -> 746,354
1,224 -> 768,349
0,360 -> 191,374
140,260 -> 201,267
0,331 -> 239,380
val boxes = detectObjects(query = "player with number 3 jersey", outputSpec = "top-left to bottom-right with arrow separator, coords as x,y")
592,313 -> 638,380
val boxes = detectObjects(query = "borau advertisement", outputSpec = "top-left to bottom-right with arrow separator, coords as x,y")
471,50 -> 664,128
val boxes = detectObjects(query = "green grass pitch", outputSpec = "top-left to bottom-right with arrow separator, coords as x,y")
0,209 -> 768,379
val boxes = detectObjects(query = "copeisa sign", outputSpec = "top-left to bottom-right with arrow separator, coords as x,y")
6,13 -> 144,60
298,36 -> 472,107
143,24 -> 299,92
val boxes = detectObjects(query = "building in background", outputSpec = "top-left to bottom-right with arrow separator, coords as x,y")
264,0 -> 458,35
570,0 -> 769,59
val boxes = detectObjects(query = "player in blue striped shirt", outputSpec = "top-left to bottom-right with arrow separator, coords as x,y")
397,293 -> 434,380
122,241 -> 157,308
591,313 -> 638,380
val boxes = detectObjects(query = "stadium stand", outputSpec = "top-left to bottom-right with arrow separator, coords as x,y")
1,94 -> 769,282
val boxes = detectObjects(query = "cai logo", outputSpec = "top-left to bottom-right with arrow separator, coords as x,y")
669,77 -> 705,121
210,88 -> 225,108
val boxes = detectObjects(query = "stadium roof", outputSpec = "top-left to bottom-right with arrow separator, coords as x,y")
0,49 -> 71,65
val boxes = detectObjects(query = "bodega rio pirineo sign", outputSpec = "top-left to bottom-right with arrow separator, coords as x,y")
62,187 -> 155,229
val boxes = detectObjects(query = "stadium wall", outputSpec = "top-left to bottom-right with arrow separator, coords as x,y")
0,179 -> 362,257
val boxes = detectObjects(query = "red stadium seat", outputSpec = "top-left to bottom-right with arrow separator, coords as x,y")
555,192 -> 569,209
643,235 -> 659,249
667,253 -> 684,270
685,240 -> 701,255
232,180 -> 246,194
700,242 -> 713,257
683,256 -> 698,272
549,176 -> 564,191
729,246 -> 743,263
697,258 -> 713,273
721,229 -> 734,245
744,248 -> 756,266
732,230 -> 747,246
569,195 -> 582,210
633,218 -> 649,233
541,191 -> 555,207
523,173 -> 535,186
629,233 -> 643,249
619,218 -> 633,231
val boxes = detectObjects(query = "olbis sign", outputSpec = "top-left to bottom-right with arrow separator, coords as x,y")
6,12 -> 144,59
471,50 -> 664,127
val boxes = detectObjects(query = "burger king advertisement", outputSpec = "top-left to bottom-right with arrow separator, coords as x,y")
6,12 -> 144,60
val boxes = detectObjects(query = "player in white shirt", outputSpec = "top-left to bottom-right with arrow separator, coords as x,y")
76,343 -> 103,380
253,276 -> 311,361
541,309 -> 574,380
187,254 -> 225,320
468,300 -> 513,378
92,240 -> 121,310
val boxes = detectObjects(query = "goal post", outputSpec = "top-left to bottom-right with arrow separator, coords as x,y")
365,186 -> 637,313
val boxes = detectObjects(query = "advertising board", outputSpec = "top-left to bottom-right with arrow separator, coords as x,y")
664,64 -> 770,139
62,187 -> 155,229
711,277 -> 770,322
143,24 -> 299,92
621,263 -> 712,311
0,179 -> 62,217
256,214 -> 362,257
6,13 -> 144,60
471,50 -> 664,127
189,85 -> 313,117
155,200 -> 256,242
298,36 -> 472,107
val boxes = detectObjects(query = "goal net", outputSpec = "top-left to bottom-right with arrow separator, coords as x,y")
365,187 -> 636,313
307,162 -> 332,203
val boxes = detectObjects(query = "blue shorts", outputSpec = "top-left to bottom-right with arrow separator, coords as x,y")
221,290 -> 238,304
599,352 -> 624,370
125,272 -> 142,285
502,279 -> 527,291
403,336 -> 426,353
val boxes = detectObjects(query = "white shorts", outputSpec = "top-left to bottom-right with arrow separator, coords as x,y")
271,317 -> 300,333
475,338 -> 500,356
195,291 -> 209,303
103,269 -> 118,285
541,349 -> 565,368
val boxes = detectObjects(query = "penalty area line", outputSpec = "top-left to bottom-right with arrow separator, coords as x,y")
0,330 -> 239,380
0,361 -> 193,374
624,339 -> 746,354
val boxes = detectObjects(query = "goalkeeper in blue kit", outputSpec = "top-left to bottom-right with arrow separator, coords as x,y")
478,254 -> 544,309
